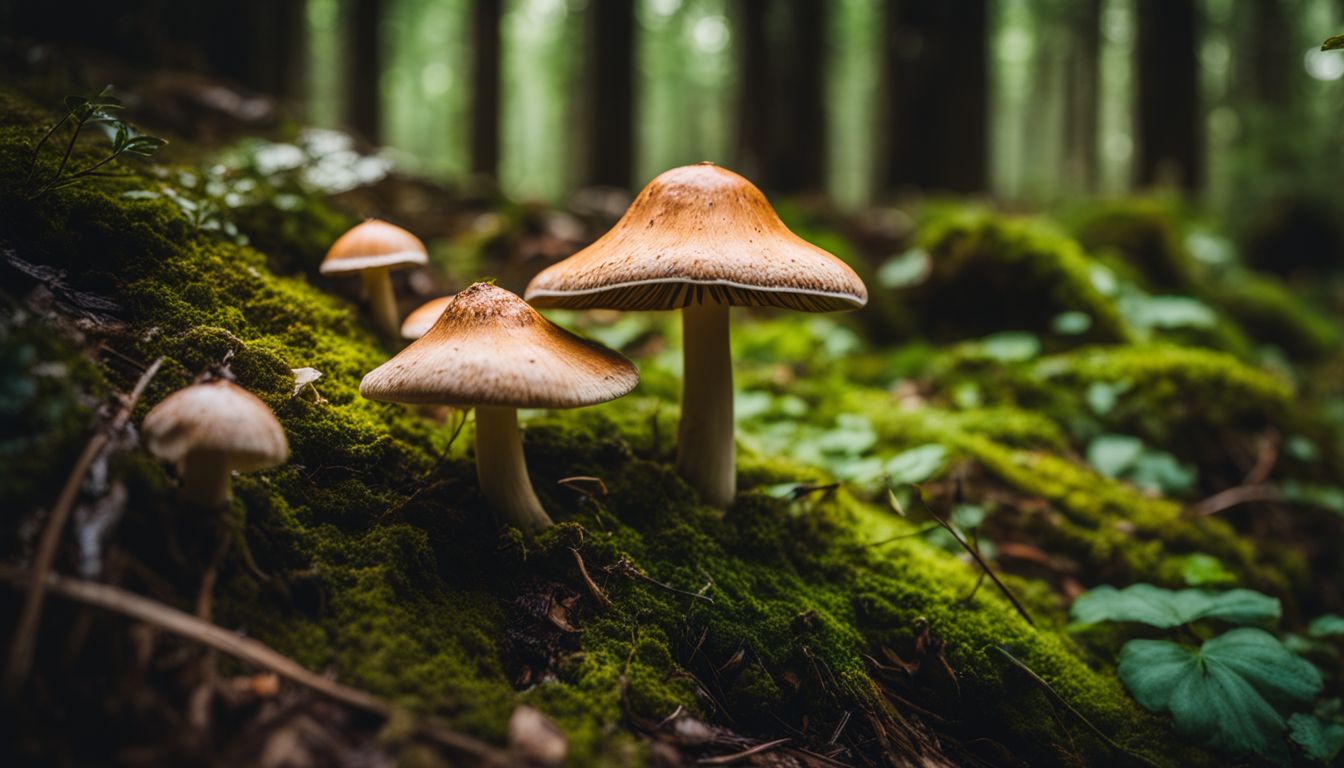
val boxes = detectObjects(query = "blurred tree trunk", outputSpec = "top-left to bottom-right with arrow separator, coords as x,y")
735,0 -> 827,193
1245,0 -> 1293,108
470,0 -> 502,178
1135,0 -> 1201,191
347,0 -> 382,144
879,0 -> 988,195
580,0 -> 635,188
1063,0 -> 1100,193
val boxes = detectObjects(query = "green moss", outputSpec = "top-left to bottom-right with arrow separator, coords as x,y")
901,210 -> 1132,345
0,85 -> 1298,766
1206,272 -> 1339,360
1072,199 -> 1196,291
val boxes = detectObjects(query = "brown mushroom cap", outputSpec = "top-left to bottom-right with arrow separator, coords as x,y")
400,295 -> 454,339
525,163 -> 867,312
361,283 -> 639,408
142,380 -> 289,471
320,219 -> 429,275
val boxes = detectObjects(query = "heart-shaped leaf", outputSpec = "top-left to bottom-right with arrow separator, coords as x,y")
1071,584 -> 1280,628
1118,629 -> 1322,760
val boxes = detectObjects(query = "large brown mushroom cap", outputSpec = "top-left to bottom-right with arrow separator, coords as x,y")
525,163 -> 867,312
361,283 -> 639,409
142,380 -> 289,471
320,219 -> 429,275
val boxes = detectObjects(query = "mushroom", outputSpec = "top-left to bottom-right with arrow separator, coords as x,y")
525,162 -> 867,507
142,379 -> 290,506
360,282 -> 638,533
400,295 -> 453,339
322,219 -> 429,337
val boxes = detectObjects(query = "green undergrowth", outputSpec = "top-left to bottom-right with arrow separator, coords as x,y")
0,85 -> 1331,766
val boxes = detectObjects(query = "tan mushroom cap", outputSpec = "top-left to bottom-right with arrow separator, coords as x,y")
320,219 -> 429,275
361,283 -> 639,409
525,163 -> 868,312
400,295 -> 453,339
142,380 -> 289,471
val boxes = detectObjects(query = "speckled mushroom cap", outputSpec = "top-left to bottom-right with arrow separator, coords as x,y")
320,219 -> 429,275
361,283 -> 639,409
525,163 -> 867,312
142,380 -> 289,471
400,295 -> 453,339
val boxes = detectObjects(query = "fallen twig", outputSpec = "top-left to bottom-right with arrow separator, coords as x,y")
1189,483 -> 1281,517
0,565 -> 510,765
570,548 -> 611,607
612,556 -> 714,604
697,737 -> 791,765
4,355 -> 163,699
992,646 -> 1160,768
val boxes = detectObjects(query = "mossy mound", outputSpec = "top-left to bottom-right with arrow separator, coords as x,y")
1072,198 -> 1196,291
897,210 -> 1132,346
0,85 -> 1335,767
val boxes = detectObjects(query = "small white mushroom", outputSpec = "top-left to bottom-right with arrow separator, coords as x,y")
525,163 -> 868,508
360,283 -> 638,533
142,380 -> 289,506
321,219 -> 428,338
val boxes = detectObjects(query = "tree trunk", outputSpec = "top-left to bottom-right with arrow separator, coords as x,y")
880,0 -> 988,195
470,0 -> 502,178
1063,0 -> 1100,193
1135,0 -> 1201,191
347,0 -> 383,144
581,0 -> 635,188
734,0 -> 827,194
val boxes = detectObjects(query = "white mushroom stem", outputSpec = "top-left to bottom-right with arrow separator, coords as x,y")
178,451 -> 233,507
677,301 -> 736,508
361,267 -> 400,338
474,406 -> 554,533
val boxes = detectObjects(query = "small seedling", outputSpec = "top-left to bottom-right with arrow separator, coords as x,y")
26,86 -> 166,196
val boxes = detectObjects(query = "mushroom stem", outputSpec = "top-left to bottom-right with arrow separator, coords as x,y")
361,267 -> 400,338
677,301 -> 736,507
179,451 -> 232,507
474,406 -> 553,533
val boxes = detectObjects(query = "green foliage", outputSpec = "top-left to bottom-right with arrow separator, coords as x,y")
884,443 -> 948,485
26,87 -> 165,196
1309,614 -> 1344,638
1070,584 -> 1280,629
1118,629 -> 1322,760
1289,712 -> 1344,763
1322,33 -> 1344,51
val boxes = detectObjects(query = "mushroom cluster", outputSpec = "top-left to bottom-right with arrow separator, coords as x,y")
526,162 -> 867,507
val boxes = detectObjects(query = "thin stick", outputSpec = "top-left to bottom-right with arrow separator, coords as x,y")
571,548 -> 611,607
0,566 -> 509,765
697,737 -> 791,765
4,356 -> 163,699
1189,483 -> 1281,517
992,646 -> 1160,768
614,557 -> 714,604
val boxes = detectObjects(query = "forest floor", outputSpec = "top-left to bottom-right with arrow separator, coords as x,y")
2,70 -> 1344,768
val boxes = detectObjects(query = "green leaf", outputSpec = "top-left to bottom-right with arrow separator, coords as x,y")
1071,584 -> 1280,628
1119,629 -> 1322,759
885,444 -> 947,485
1086,434 -> 1143,478
876,247 -> 931,289
978,331 -> 1041,362
123,136 -> 167,157
1323,33 -> 1344,51
1309,614 -> 1344,638
1051,311 -> 1092,335
1179,554 -> 1236,588
1289,713 -> 1344,762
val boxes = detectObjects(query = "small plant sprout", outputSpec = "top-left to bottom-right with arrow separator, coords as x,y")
142,373 -> 289,507
526,162 -> 867,507
321,219 -> 429,338
360,283 -> 638,533
27,86 -> 166,196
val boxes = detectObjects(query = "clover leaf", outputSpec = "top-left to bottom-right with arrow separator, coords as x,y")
1119,629 -> 1322,760
1071,584 -> 1280,628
